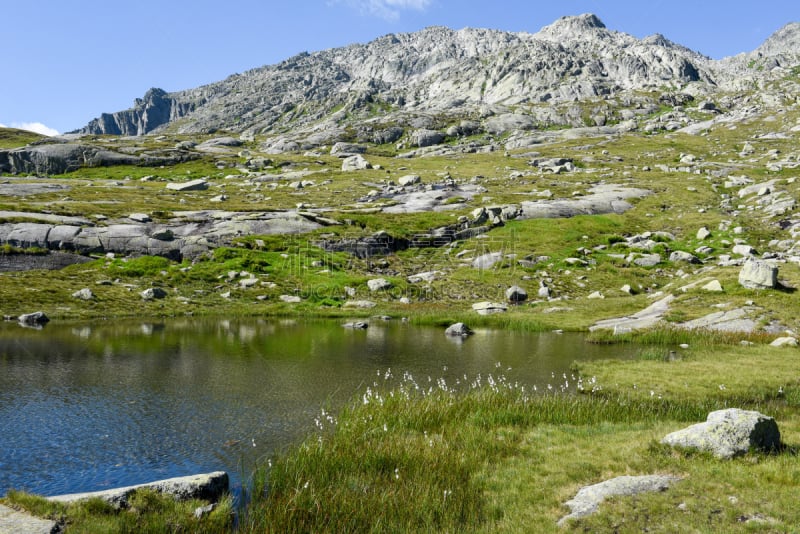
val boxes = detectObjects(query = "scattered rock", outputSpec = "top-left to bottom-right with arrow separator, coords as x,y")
472,252 -> 504,269
397,174 -> 422,186
367,278 -> 392,291
558,475 -> 681,526
696,226 -> 712,240
702,280 -> 724,292
341,154 -> 372,171
279,295 -> 302,303
445,322 -> 472,337
739,259 -> 778,289
141,287 -> 168,300
129,213 -> 151,223
770,336 -> 798,347
669,251 -> 701,264
505,285 -> 528,303
661,408 -> 781,459
587,291 -> 604,299
72,288 -> 95,300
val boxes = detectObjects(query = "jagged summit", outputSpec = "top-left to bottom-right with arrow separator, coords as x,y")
74,14 -> 799,139
754,21 -> 800,57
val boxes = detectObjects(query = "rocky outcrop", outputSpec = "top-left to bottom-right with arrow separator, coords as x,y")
661,409 -> 781,459
79,88 -> 198,136
0,141 -> 199,175
0,211 -> 325,261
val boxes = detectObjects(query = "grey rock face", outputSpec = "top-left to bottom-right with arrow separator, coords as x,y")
445,322 -> 472,337
739,259 -> 778,289
78,87 -> 196,136
75,13 -> 795,139
558,475 -> 681,526
662,409 -> 781,459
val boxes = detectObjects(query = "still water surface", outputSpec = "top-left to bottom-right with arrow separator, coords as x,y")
0,318 -> 637,497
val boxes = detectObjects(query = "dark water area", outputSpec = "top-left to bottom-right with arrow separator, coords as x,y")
0,318 -> 638,498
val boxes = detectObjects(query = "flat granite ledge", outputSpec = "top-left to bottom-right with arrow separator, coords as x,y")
47,471 -> 229,507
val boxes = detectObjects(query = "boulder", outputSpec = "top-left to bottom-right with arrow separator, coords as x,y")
739,259 -> 778,289
72,288 -> 95,300
341,154 -> 372,171
397,174 -> 422,187
696,227 -> 712,240
505,285 -> 528,303
411,129 -> 445,147
669,251 -> 701,264
367,278 -> 392,292
558,475 -> 681,526
18,311 -> 49,326
632,253 -> 661,267
770,336 -> 798,347
445,322 -> 472,337
472,252 -> 504,269
661,408 -> 781,459
702,280 -> 724,292
343,321 -> 369,329
141,287 -> 168,300
732,244 -> 757,257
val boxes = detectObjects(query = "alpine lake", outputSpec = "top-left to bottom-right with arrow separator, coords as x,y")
0,318 -> 640,498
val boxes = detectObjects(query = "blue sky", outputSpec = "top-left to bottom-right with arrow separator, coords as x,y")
2,0 -> 797,135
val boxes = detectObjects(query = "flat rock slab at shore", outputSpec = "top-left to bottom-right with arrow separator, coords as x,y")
47,471 -> 229,507
0,504 -> 58,534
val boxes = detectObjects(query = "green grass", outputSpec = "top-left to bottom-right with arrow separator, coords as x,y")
2,488 -> 233,533
0,127 -> 44,149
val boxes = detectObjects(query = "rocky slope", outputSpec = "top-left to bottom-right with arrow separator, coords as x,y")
75,14 -> 799,146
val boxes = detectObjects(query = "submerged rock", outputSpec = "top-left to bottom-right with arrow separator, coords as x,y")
18,311 -> 49,327
445,322 -> 473,337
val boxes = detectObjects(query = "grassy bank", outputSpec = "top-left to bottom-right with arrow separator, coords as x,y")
236,340 -> 799,533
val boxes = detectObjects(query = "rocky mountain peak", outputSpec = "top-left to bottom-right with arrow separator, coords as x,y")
538,13 -> 607,38
754,21 -> 800,57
